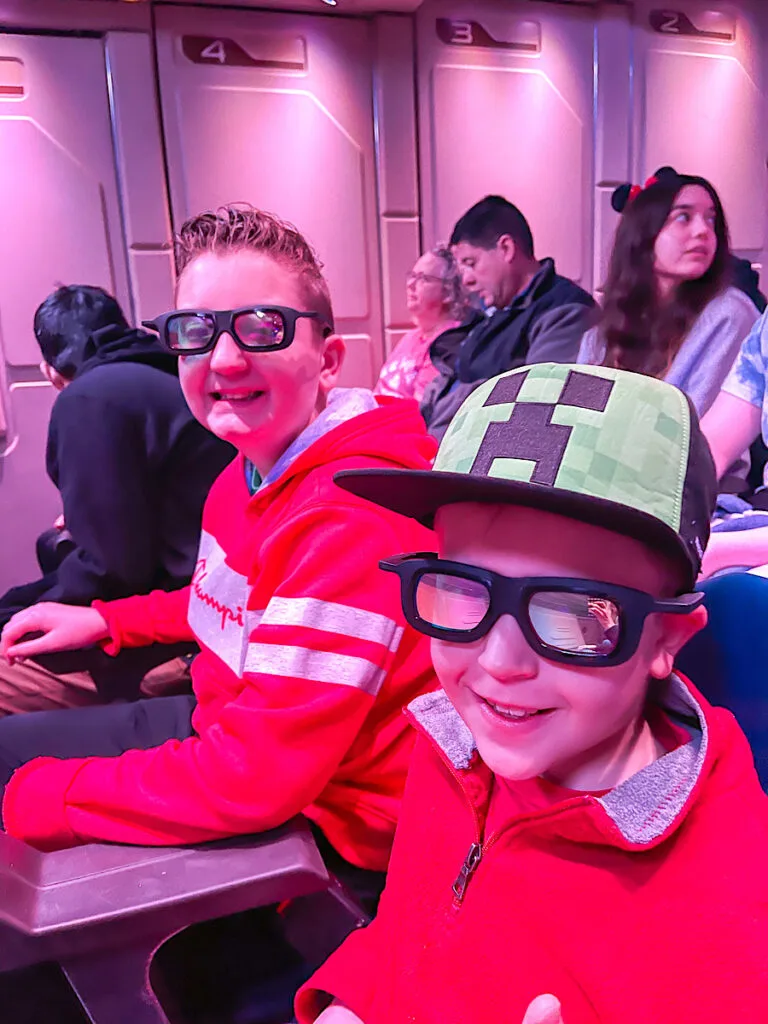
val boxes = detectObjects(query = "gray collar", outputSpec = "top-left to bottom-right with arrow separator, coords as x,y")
258,387 -> 377,491
408,674 -> 706,846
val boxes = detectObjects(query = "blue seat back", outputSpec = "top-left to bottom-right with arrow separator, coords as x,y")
676,572 -> 768,788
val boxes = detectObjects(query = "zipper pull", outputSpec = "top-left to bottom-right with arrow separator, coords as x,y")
452,842 -> 482,902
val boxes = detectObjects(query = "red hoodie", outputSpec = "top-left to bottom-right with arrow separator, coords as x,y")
297,676 -> 768,1023
3,391 -> 438,867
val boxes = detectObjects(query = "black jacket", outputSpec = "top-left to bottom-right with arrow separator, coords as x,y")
421,259 -> 596,439
0,326 -> 234,694
731,255 -> 767,313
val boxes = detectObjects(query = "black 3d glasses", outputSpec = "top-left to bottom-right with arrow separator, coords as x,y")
142,306 -> 330,355
381,554 -> 702,667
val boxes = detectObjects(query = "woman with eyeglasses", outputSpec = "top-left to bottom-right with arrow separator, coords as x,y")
375,246 -> 468,403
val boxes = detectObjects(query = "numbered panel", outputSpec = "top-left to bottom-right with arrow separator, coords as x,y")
0,33 -> 130,594
416,0 -> 596,289
155,7 -> 383,386
633,0 -> 767,264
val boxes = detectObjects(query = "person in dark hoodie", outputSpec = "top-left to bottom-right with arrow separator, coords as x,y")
421,195 -> 596,439
0,285 -> 234,713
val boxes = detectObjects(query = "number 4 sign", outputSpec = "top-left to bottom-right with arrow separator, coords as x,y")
181,36 -> 305,71
200,39 -> 226,63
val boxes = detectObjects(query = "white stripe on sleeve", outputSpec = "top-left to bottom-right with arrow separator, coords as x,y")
243,643 -> 387,696
260,596 -> 403,652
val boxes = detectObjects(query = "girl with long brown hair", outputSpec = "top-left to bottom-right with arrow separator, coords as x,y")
579,167 -> 758,416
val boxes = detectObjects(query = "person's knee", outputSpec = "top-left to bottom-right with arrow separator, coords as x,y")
0,655 -> 99,717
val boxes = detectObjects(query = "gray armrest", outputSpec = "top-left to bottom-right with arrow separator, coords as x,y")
0,818 -> 329,973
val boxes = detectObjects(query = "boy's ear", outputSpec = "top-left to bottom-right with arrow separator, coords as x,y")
318,333 -> 346,394
648,605 -> 708,680
40,361 -> 69,391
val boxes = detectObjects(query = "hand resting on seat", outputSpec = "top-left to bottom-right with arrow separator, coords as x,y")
0,602 -> 109,663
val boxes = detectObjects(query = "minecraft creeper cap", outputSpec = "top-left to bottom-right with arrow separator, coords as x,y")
336,363 -> 717,589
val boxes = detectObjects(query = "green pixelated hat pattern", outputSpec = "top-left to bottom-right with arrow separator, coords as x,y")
435,363 -> 689,535
333,363 -> 717,586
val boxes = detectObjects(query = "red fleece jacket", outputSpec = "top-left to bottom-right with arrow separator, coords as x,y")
297,677 -> 768,1023
3,395 -> 438,867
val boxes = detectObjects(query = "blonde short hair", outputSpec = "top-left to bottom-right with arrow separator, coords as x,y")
174,203 -> 334,331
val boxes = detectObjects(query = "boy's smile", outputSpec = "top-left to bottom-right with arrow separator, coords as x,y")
433,503 -> 704,792
175,249 -> 343,476
210,387 -> 265,404
478,698 -> 555,726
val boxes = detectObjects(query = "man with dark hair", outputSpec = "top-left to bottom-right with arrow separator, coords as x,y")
0,285 -> 234,713
421,195 -> 596,438
34,285 -> 130,383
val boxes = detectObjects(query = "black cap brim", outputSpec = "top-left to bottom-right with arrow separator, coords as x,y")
335,467 -> 697,589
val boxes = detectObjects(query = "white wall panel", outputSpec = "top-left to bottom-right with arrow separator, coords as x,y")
594,5 -> 632,291
0,383 -> 60,595
0,32 -> 130,593
0,36 -> 130,365
106,31 -> 175,325
373,14 -> 421,353
155,7 -> 383,385
417,0 -> 595,289
633,0 -> 767,265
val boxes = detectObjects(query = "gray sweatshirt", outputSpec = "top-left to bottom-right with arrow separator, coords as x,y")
577,287 -> 759,417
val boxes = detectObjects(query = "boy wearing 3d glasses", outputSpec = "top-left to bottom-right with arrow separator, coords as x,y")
0,205 -> 437,886
297,363 -> 768,1024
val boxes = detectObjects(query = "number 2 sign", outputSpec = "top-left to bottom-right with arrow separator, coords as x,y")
655,11 -> 681,34
648,10 -> 735,41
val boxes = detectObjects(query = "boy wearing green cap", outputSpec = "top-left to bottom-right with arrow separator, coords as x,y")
296,363 -> 768,1024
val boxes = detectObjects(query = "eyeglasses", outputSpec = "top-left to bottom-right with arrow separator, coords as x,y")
142,306 -> 330,355
380,554 -> 702,667
406,272 -> 446,288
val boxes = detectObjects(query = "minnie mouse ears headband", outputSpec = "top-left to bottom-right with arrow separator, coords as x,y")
611,166 -> 681,213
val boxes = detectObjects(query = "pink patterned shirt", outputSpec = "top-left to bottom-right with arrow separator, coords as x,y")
374,322 -> 460,403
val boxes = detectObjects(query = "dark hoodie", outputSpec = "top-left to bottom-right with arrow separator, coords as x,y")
731,254 -> 767,313
421,259 -> 596,440
0,325 -> 234,694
